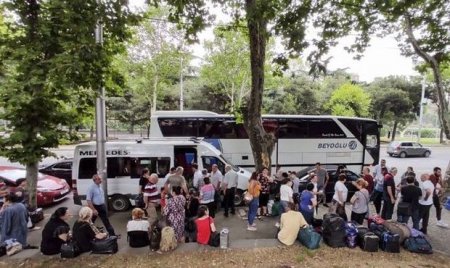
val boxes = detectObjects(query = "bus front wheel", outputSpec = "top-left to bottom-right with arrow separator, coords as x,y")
110,195 -> 131,212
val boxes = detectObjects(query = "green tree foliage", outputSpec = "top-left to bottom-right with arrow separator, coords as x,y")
0,0 -> 137,208
325,83 -> 371,117
200,28 -> 251,112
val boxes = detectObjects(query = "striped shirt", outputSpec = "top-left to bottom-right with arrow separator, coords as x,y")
143,182 -> 160,203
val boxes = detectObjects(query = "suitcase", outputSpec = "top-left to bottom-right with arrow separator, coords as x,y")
29,208 -> 44,224
322,214 -> 346,248
359,232 -> 379,252
380,232 -> 400,253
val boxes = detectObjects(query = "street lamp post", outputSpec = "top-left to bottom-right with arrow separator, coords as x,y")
417,78 -> 426,143
95,0 -> 108,211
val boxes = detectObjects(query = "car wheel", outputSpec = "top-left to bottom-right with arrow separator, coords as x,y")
424,151 -> 431,157
110,195 -> 131,212
234,189 -> 244,207
399,152 -> 407,158
388,153 -> 393,157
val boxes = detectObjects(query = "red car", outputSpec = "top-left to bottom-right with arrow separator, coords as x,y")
0,166 -> 70,206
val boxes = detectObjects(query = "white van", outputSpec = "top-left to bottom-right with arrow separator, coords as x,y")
72,138 -> 252,211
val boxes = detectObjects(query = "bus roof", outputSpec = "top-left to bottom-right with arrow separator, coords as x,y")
151,110 -> 378,123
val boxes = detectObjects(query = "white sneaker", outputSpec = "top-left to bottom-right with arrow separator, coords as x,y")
251,223 -> 257,227
436,220 -> 449,228
247,226 -> 257,231
275,222 -> 280,228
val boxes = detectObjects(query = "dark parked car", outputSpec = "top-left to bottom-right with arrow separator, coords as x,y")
298,168 -> 360,203
387,141 -> 431,158
39,159 -> 73,188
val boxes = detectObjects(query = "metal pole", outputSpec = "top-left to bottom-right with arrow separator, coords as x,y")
180,56 -> 184,110
95,2 -> 108,211
418,78 -> 425,143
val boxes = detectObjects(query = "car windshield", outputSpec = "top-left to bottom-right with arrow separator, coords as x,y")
219,154 -> 239,172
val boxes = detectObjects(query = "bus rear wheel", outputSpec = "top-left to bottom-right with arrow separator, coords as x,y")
110,195 -> 131,212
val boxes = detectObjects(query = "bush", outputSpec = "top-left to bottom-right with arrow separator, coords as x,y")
420,129 -> 436,138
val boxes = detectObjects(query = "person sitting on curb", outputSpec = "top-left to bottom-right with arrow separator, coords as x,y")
277,202 -> 307,246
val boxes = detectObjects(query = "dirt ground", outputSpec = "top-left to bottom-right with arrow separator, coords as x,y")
1,245 -> 449,268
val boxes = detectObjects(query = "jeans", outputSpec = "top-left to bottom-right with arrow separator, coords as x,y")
419,204 -> 432,234
224,187 -> 236,215
433,194 -> 442,221
248,198 -> 259,226
381,198 -> 394,220
301,210 -> 314,225
397,208 -> 420,230
92,204 -> 116,236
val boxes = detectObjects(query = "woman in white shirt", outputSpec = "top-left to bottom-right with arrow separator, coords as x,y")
332,174 -> 348,221
127,208 -> 150,232
279,178 -> 294,212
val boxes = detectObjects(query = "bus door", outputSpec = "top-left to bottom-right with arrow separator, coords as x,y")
174,146 -> 198,182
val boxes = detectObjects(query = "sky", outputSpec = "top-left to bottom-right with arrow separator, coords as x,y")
129,0 -> 419,82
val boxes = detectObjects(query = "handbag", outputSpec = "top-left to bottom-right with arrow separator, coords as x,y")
91,236 -> 118,254
208,217 -> 220,247
135,193 -> 145,208
297,226 -> 321,250
60,240 -> 80,258
244,191 -> 253,204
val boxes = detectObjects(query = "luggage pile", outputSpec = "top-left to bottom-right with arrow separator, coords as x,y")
295,213 -> 433,254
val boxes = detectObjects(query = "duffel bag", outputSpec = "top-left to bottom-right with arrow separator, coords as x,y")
404,235 -> 432,254
382,220 -> 410,244
380,232 -> 400,253
367,214 -> 384,227
60,240 -> 80,258
91,236 -> 118,254
297,226 -> 321,250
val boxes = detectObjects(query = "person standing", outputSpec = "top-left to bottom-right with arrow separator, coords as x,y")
199,177 -> 216,218
163,186 -> 186,242
381,167 -> 397,220
398,176 -> 422,230
192,163 -> 203,190
314,163 -> 329,205
247,172 -> 261,231
257,167 -> 271,217
143,173 -> 160,227
279,178 -> 294,213
429,167 -> 448,227
362,167 -> 374,194
138,168 -> 150,194
210,164 -> 223,210
332,174 -> 348,221
418,174 -> 434,234
165,166 -> 189,197
290,172 -> 300,208
86,174 -> 116,236
299,183 -> 317,224
222,165 -> 238,217
372,159 -> 388,214
350,179 -> 370,225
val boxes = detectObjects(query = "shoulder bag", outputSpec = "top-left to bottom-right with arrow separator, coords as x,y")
208,217 -> 220,247
91,236 -> 118,254
60,240 -> 80,258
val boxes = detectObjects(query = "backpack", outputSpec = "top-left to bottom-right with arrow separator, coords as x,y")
322,213 -> 346,248
149,226 -> 162,251
380,232 -> 400,253
382,220 -> 410,244
128,231 -> 150,248
345,222 -> 359,248
297,226 -> 321,250
404,235 -> 433,254
271,202 -> 281,217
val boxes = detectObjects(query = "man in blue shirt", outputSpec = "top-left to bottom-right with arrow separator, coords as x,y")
86,174 -> 116,236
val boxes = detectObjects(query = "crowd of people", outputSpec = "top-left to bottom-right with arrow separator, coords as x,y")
0,159 -> 447,256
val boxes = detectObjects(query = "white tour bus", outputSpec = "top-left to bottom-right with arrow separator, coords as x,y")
149,110 -> 381,174
72,138 -> 252,211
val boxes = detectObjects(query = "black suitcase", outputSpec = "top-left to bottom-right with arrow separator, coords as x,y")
29,208 -> 44,224
322,214 -> 346,248
359,232 -> 379,252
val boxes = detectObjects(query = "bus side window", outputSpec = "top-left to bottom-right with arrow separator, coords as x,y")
79,158 -> 97,179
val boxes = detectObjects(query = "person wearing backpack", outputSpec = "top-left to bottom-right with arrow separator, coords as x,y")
350,179 -> 370,225
398,176 -> 422,229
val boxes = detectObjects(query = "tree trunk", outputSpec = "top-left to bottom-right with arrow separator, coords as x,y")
391,120 -> 398,141
26,162 -> 38,209
243,0 -> 275,172
440,127 -> 444,144
404,15 -> 450,139
90,126 -> 94,140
